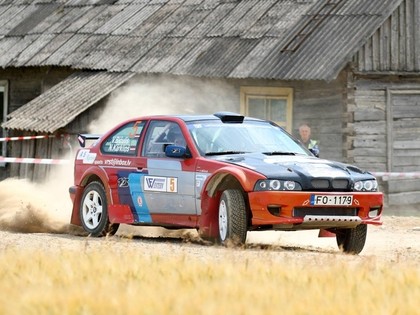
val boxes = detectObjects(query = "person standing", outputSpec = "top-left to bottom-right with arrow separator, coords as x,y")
298,124 -> 319,157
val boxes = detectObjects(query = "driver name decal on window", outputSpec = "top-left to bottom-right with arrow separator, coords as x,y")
143,176 -> 178,193
105,136 -> 134,153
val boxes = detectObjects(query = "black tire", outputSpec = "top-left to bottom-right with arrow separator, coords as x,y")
79,181 -> 119,237
218,189 -> 248,246
336,224 -> 367,255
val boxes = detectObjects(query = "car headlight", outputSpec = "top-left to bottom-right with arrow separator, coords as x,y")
254,179 -> 302,191
354,179 -> 378,192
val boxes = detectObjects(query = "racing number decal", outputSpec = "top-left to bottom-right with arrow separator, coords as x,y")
168,177 -> 176,192
143,176 -> 178,193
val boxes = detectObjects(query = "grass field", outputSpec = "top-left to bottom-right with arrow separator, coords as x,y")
0,244 -> 418,315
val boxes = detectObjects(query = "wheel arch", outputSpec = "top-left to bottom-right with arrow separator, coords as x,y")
198,168 -> 252,240
70,167 -> 110,226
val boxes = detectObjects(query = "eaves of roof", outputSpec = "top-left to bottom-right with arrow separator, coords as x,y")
1,71 -> 135,133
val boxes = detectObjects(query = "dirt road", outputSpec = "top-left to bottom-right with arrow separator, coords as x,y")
1,215 -> 419,263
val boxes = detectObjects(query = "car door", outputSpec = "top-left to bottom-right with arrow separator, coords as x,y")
128,119 -> 197,225
99,119 -> 146,215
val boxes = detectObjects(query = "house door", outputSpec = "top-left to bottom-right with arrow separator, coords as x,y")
387,89 -> 420,172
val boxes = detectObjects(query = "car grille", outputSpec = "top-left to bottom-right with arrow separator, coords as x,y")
311,179 -> 350,190
293,207 -> 358,217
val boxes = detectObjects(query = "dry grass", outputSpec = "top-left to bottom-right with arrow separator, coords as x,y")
0,244 -> 418,315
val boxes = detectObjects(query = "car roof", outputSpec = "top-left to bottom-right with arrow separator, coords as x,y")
137,112 -> 265,123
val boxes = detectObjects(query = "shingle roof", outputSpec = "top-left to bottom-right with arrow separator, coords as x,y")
2,71 -> 135,132
0,0 -> 403,81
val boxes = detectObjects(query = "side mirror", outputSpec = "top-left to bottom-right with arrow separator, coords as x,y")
165,145 -> 188,158
309,148 -> 319,158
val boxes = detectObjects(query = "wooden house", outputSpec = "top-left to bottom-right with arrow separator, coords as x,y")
0,0 -> 419,210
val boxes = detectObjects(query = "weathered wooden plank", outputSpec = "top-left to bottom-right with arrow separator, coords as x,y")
353,121 -> 386,135
414,0 -> 420,70
354,89 -> 386,97
354,155 -> 387,164
387,178 -> 420,193
363,37 -> 372,71
353,135 -> 386,148
390,10 -> 399,71
393,148 -> 420,157
388,191 -> 420,205
392,156 -> 420,167
398,4 -> 406,70
351,147 -> 386,157
372,28 -> 380,70
393,140 -> 420,149
393,118 -> 420,128
406,0 -> 415,70
391,165 -> 420,172
354,109 -> 385,121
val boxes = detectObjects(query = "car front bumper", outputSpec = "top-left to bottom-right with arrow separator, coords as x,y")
248,191 -> 383,230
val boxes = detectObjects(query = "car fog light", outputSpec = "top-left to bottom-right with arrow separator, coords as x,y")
284,181 -> 296,190
270,180 -> 281,190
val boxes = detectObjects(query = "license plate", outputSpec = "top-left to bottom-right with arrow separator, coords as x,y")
310,195 -> 353,206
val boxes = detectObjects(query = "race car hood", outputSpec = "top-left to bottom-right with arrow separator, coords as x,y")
213,153 -> 375,183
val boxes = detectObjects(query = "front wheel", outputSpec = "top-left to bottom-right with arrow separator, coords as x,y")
218,189 -> 248,246
79,181 -> 119,237
336,224 -> 367,254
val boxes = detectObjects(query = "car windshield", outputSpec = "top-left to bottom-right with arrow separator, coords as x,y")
187,120 -> 310,156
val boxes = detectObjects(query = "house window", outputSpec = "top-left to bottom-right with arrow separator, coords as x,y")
0,81 -> 8,166
240,87 -> 293,132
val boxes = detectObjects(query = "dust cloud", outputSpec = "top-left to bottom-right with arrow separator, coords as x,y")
88,75 -> 237,133
0,75 -> 237,238
0,159 -> 74,234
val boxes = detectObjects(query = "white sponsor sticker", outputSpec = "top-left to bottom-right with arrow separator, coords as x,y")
143,176 -> 178,193
76,149 -> 90,160
76,150 -> 96,164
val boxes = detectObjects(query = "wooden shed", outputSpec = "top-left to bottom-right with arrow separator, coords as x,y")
0,0 -> 419,211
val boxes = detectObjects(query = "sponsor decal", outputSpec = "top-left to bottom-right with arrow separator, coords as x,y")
107,136 -> 131,152
143,176 -> 178,193
117,177 -> 129,187
137,196 -> 143,207
76,149 -> 89,160
195,174 -> 208,188
104,158 -> 132,166
76,150 -> 96,164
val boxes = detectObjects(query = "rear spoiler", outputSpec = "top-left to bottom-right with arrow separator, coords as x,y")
77,134 -> 102,148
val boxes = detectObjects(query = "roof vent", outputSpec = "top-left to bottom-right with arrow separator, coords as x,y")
213,112 -> 244,123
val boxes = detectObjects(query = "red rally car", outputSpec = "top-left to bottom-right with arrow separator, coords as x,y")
69,112 -> 383,254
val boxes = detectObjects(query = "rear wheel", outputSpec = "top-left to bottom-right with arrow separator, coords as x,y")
218,189 -> 248,245
336,224 -> 367,254
79,181 -> 119,237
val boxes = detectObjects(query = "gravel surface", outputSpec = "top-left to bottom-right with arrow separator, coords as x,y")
0,177 -> 418,263
1,215 -> 419,264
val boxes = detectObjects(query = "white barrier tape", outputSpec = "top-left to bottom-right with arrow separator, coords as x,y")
0,135 -> 57,142
0,157 -> 70,165
373,172 -> 420,180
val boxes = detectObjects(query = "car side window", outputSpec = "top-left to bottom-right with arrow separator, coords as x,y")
142,121 -> 185,157
101,121 -> 145,156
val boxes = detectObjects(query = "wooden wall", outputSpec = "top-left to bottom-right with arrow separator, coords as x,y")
354,0 -> 420,73
348,75 -> 420,207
